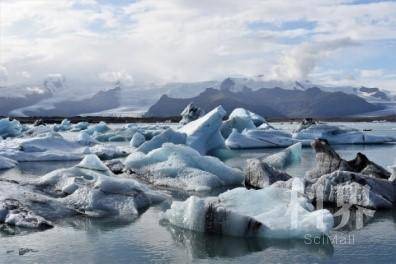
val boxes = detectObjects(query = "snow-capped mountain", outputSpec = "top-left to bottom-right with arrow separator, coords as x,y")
0,75 -> 394,117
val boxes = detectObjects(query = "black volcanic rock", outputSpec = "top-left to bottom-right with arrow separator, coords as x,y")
145,86 -> 383,118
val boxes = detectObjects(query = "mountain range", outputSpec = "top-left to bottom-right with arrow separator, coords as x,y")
145,80 -> 384,118
0,76 -> 394,117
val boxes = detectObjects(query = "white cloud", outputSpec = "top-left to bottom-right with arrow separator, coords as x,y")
0,65 -> 8,84
271,38 -> 358,80
0,0 -> 395,90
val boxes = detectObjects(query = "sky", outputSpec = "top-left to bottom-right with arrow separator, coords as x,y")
0,0 -> 396,90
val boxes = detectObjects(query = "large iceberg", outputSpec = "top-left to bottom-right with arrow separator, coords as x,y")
125,143 -> 244,191
35,155 -> 166,218
137,128 -> 186,154
162,187 -> 333,239
225,128 -> 298,149
0,132 -> 83,161
178,106 -> 227,155
293,122 -> 394,144
0,118 -> 23,138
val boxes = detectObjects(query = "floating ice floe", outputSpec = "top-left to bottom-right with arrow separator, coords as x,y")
180,103 -> 203,125
245,160 -> 292,188
36,155 -> 166,218
130,132 -> 145,148
292,122 -> 394,144
162,187 -> 333,239
137,128 -> 186,154
179,106 -> 227,155
225,128 -> 299,149
0,118 -> 23,138
125,143 -> 244,191
0,156 -> 17,170
85,144 -> 130,160
0,132 -> 83,161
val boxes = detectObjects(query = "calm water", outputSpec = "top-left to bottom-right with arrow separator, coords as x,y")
1,122 -> 396,264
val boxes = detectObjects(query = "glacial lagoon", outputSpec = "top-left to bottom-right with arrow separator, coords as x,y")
1,122 -> 396,264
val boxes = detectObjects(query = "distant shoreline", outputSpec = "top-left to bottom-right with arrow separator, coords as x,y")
3,115 -> 396,124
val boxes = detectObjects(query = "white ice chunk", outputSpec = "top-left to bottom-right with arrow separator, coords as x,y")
130,132 -> 145,148
0,118 -> 22,138
179,106 -> 227,154
36,156 -> 166,217
226,128 -> 298,149
125,143 -> 244,191
180,103 -> 203,125
229,108 -> 265,126
137,128 -> 186,153
77,131 -> 98,146
77,154 -> 109,171
293,123 -> 394,144
54,119 -> 72,131
162,187 -> 333,239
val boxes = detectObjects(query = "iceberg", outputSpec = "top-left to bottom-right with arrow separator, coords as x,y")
262,142 -> 302,169
36,155 -> 166,218
225,128 -> 298,149
130,132 -> 145,148
228,108 -> 265,126
306,170 -> 396,209
221,109 -> 257,138
0,132 -> 83,161
137,128 -> 186,154
162,187 -> 333,239
71,121 -> 89,131
77,131 -> 98,146
180,103 -> 203,125
125,143 -> 244,191
293,122 -> 394,144
245,159 -> 292,188
0,155 -> 17,170
307,139 -> 391,180
53,119 -> 72,131
178,106 -> 227,155
0,118 -> 23,138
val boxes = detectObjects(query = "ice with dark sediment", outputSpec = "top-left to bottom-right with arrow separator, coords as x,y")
162,187 -> 333,239
179,103 -> 203,125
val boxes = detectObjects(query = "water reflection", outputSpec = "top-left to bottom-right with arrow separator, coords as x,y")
165,225 -> 334,259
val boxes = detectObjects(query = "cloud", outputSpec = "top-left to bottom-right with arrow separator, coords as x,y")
98,71 -> 134,85
0,0 -> 395,91
271,38 -> 359,80
0,65 -> 8,84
